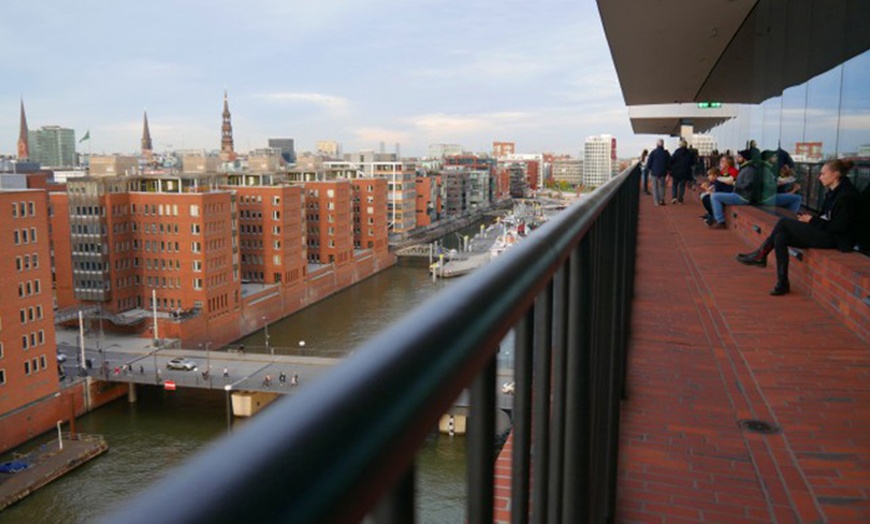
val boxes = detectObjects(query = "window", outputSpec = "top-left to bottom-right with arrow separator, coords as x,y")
190,204 -> 200,217
193,261 -> 202,272
24,361 -> 30,375
193,278 -> 203,290
0,369 -> 4,386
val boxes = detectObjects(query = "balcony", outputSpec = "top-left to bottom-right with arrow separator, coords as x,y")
101,167 -> 869,523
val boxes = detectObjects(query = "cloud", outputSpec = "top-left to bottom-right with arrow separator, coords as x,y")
350,126 -> 411,146
255,92 -> 349,113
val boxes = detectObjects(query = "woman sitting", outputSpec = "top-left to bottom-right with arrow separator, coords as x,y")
735,159 -> 861,295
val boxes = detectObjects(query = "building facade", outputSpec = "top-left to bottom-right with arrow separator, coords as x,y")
552,159 -> 582,187
29,126 -> 76,168
583,135 -> 617,188
0,189 -> 59,439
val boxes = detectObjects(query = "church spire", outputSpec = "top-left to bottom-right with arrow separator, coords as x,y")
141,110 -> 153,159
220,90 -> 236,161
17,98 -> 29,160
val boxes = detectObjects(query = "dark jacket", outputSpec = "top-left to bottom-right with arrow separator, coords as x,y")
733,162 -> 757,200
809,177 -> 861,251
647,145 -> 670,177
669,146 -> 694,181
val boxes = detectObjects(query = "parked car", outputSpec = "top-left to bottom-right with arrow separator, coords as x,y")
166,357 -> 197,371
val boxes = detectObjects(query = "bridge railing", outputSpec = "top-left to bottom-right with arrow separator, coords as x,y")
101,165 -> 640,524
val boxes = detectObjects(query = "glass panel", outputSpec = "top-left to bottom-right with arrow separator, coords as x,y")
837,49 -> 870,157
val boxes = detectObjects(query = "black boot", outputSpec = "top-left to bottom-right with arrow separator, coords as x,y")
736,243 -> 773,268
770,259 -> 790,296
770,281 -> 790,296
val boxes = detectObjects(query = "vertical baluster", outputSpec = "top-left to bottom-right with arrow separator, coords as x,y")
531,281 -> 553,524
511,308 -> 534,523
547,266 -> 568,524
468,350 -> 496,524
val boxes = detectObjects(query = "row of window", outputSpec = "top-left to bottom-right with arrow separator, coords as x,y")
24,355 -> 49,375
15,253 -> 40,271
17,279 -> 42,298
21,329 -> 47,350
10,200 -> 37,218
12,227 -> 38,244
20,306 -> 45,324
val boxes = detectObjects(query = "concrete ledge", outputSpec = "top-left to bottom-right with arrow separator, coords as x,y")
727,205 -> 870,344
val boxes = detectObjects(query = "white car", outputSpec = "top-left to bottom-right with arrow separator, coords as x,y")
166,357 -> 197,371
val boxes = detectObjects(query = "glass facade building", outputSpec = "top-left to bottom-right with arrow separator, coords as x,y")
711,50 -> 870,159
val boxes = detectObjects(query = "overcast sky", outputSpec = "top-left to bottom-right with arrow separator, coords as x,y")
0,0 -> 657,159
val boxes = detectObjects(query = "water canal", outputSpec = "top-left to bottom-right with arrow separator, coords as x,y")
3,257 -> 490,523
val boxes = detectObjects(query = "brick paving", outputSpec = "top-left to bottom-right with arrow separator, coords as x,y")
616,191 -> 870,522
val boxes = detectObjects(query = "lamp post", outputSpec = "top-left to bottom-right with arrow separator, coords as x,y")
263,316 -> 271,355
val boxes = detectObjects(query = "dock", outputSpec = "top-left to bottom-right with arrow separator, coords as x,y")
0,433 -> 108,512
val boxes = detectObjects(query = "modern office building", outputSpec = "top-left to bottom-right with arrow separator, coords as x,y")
440,170 -> 470,217
29,126 -> 76,168
268,139 -> 296,164
583,135 -> 617,188
551,159 -> 582,187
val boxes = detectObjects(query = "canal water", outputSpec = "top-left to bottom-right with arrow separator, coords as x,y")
2,258 -> 479,524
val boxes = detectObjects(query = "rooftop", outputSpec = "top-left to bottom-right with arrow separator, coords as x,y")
614,192 -> 870,522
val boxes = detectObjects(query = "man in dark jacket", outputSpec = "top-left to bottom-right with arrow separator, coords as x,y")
669,139 -> 694,204
647,139 -> 670,205
708,149 -> 756,228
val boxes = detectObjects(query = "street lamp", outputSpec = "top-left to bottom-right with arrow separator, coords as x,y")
263,316 -> 271,355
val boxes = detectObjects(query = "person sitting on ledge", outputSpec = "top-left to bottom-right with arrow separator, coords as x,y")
707,149 -> 757,229
735,159 -> 861,296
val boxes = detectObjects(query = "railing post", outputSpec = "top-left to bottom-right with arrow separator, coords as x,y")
371,465 -> 415,524
547,266 -> 568,524
563,237 -> 592,522
511,307 -> 534,523
468,350 -> 496,524
531,281 -> 553,524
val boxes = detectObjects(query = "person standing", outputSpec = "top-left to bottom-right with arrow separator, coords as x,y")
647,139 -> 671,205
736,159 -> 860,295
640,149 -> 650,194
669,139 -> 694,204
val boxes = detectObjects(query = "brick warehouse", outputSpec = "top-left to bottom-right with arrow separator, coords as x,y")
50,172 -> 395,349
0,170 -> 395,452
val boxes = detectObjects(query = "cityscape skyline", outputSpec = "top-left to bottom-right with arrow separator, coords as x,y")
0,0 -> 648,159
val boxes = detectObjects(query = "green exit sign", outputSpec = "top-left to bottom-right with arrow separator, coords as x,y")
697,102 -> 722,108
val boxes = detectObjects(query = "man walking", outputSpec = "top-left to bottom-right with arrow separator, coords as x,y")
647,139 -> 671,205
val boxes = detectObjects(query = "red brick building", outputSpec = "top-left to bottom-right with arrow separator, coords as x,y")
352,178 -> 389,254
305,180 -> 354,266
0,189 -> 59,444
414,174 -> 441,227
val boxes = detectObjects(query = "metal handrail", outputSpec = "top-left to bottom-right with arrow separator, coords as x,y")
100,165 -> 640,524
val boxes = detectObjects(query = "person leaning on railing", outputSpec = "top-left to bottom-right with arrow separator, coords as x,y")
735,159 -> 861,296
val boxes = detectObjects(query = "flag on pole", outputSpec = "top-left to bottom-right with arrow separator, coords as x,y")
79,130 -> 90,143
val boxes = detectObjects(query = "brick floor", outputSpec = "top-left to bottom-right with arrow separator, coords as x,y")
616,191 -> 870,522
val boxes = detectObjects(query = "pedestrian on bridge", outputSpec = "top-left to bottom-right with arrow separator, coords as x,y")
223,367 -> 229,378
290,373 -> 299,387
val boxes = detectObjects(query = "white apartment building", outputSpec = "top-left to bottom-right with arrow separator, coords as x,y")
583,135 -> 617,187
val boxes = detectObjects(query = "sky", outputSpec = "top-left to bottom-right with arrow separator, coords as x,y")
0,0 -> 646,159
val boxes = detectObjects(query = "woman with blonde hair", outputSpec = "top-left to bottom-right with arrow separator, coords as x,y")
736,159 -> 861,295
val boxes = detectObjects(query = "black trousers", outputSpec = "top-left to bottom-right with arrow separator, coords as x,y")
701,193 -> 712,216
765,217 -> 837,283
